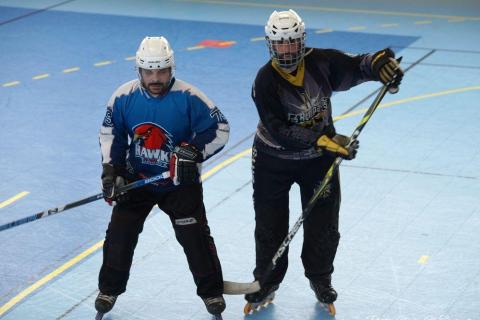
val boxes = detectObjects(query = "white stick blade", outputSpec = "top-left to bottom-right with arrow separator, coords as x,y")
223,280 -> 260,295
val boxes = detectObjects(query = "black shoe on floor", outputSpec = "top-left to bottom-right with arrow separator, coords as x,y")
95,292 -> 118,314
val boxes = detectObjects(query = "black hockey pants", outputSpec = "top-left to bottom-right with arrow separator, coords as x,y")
252,147 -> 341,287
98,183 -> 223,298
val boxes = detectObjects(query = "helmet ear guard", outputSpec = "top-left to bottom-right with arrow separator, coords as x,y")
265,9 -> 306,68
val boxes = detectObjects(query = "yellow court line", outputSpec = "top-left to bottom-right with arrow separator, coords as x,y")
0,150 -> 250,316
186,45 -> 206,51
334,85 -> 480,121
2,81 -> 20,87
63,67 -> 80,73
250,36 -> 265,42
315,28 -> 334,34
380,23 -> 399,28
175,0 -> 480,21
2,84 -> 480,316
348,26 -> 367,31
379,85 -> 480,108
414,20 -> 433,25
418,255 -> 430,264
202,148 -> 251,181
0,241 -> 104,316
32,74 -> 50,80
448,18 -> 466,23
0,192 -> 30,209
94,61 -> 114,67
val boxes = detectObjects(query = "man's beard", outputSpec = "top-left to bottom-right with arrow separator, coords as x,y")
278,52 -> 298,60
146,82 -> 169,96
148,82 -> 167,90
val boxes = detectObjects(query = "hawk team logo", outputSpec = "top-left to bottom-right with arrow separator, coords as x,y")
133,122 -> 173,167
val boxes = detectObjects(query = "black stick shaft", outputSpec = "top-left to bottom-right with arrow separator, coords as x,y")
0,172 -> 170,232
260,85 -> 389,287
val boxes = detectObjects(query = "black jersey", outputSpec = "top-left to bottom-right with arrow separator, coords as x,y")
252,48 -> 376,160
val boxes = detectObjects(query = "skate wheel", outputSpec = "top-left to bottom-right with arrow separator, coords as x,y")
327,303 -> 336,316
243,299 -> 274,315
243,303 -> 253,315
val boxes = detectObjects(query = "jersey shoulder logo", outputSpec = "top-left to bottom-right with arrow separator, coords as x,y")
210,107 -> 227,122
102,109 -> 113,127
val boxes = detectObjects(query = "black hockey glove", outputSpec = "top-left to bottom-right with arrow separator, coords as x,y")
169,143 -> 202,185
316,134 -> 359,160
371,48 -> 403,92
101,164 -> 129,206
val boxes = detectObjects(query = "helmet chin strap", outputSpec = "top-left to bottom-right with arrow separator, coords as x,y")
278,63 -> 298,73
273,46 -> 313,72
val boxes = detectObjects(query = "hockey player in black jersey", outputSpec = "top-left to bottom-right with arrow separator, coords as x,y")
244,9 -> 403,315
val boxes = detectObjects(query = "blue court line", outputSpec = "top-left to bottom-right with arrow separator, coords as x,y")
1,25 -> 416,88
0,150 -> 251,317
335,85 -> 480,121
1,83 -> 479,316
175,0 -> 480,21
0,0 -> 76,26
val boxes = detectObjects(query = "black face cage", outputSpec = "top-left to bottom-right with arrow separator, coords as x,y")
266,33 -> 306,68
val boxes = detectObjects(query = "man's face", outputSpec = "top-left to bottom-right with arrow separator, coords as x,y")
272,39 -> 301,61
140,68 -> 171,96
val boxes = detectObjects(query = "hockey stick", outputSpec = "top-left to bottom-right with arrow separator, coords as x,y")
223,81 -> 397,295
0,172 -> 171,232
0,168 -> 265,294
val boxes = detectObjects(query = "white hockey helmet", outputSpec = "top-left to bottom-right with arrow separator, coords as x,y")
265,9 -> 306,68
136,36 -> 175,71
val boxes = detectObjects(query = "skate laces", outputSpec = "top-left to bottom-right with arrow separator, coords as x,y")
98,293 -> 117,304
203,296 -> 224,305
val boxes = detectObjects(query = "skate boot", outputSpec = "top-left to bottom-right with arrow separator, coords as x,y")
310,277 -> 337,316
243,284 -> 279,315
202,295 -> 226,317
94,292 -> 118,319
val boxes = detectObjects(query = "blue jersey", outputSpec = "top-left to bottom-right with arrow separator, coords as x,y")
100,78 -> 229,191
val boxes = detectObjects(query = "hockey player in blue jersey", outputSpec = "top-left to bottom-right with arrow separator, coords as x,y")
95,36 -> 229,318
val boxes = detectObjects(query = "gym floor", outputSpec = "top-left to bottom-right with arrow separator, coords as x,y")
0,0 -> 479,319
